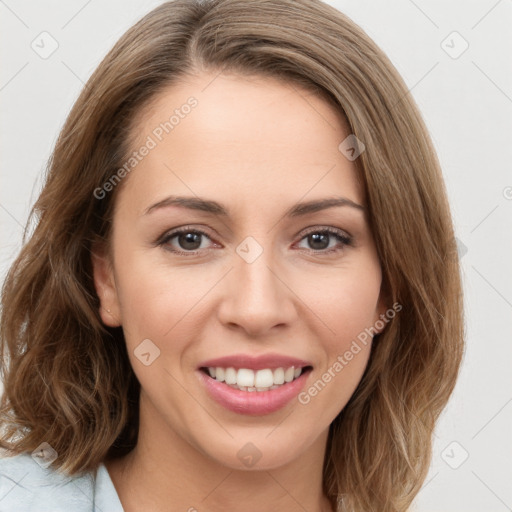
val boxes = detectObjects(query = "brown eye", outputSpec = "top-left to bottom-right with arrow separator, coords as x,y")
306,233 -> 330,250
296,228 -> 352,253
158,228 -> 215,254
175,232 -> 203,251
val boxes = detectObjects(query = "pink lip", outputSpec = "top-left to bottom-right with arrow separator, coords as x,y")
197,368 -> 311,415
198,353 -> 312,371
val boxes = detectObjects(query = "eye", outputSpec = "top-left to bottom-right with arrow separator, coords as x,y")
295,227 -> 353,254
156,226 -> 353,256
157,227 -> 216,254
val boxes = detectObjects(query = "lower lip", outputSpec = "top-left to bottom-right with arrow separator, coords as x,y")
197,369 -> 311,415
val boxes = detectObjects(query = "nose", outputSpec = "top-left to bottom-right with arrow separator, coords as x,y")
217,243 -> 298,337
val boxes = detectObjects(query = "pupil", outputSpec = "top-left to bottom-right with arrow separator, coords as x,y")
309,233 -> 329,250
180,232 -> 201,250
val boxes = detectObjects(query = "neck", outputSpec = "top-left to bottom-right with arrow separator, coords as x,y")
106,394 -> 334,512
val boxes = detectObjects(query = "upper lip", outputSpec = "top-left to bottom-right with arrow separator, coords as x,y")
198,353 -> 312,371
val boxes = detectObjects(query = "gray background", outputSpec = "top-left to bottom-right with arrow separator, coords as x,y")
1,1 -> 511,510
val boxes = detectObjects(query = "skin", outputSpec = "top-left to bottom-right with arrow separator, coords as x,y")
92,71 -> 387,512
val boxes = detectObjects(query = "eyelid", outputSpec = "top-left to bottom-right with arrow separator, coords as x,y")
298,225 -> 353,241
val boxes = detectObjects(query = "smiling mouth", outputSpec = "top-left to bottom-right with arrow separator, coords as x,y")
200,365 -> 313,392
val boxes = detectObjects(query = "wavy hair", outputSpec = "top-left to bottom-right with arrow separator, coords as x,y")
0,1 -> 464,510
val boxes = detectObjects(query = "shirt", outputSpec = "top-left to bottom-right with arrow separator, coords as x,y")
0,452 -> 124,512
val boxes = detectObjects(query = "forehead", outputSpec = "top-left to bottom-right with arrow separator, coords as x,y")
119,71 -> 364,215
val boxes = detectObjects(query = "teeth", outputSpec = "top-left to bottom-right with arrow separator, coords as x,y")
237,368 -> 255,387
207,365 -> 305,391
254,369 -> 273,388
225,367 -> 237,385
215,367 -> 225,382
273,368 -> 285,385
284,367 -> 295,383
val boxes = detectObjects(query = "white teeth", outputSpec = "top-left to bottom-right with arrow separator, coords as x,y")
224,367 -> 237,385
215,367 -> 225,382
254,369 -> 274,388
284,367 -> 295,383
237,368 -> 254,387
273,368 -> 285,385
207,365 -> 306,391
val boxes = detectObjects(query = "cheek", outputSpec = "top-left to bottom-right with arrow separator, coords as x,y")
297,256 -> 381,403
304,255 -> 382,347
112,229 -> 209,327
327,280 -> 380,348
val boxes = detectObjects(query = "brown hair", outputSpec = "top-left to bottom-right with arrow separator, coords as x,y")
0,1 -> 464,510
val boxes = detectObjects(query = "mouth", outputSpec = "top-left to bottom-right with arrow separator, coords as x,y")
196,354 -> 313,415
199,365 -> 313,392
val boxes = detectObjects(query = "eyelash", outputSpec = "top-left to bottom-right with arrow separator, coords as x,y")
155,225 -> 353,256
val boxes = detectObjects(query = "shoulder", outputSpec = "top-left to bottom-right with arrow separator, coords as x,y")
0,451 -> 97,512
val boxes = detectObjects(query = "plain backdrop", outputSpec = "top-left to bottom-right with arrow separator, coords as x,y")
1,1 -> 511,510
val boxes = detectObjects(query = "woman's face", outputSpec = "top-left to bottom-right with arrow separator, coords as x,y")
94,71 -> 386,470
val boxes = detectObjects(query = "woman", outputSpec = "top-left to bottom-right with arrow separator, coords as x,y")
0,0 -> 464,510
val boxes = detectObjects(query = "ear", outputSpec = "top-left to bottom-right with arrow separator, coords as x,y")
91,244 -> 122,327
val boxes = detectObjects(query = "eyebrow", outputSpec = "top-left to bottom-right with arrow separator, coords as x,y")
143,195 -> 365,217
